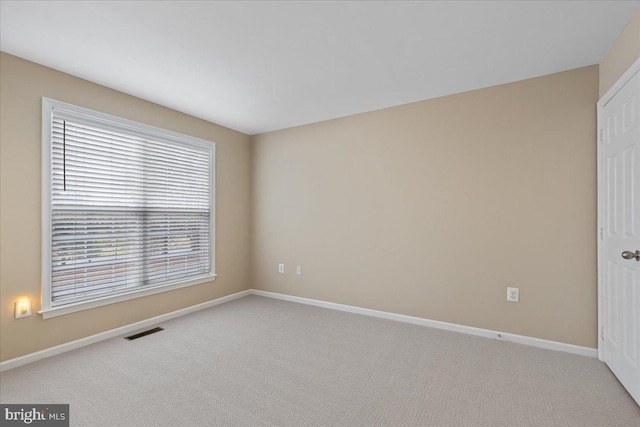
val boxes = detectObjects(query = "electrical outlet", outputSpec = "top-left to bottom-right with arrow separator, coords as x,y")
14,298 -> 32,319
278,263 -> 285,273
507,287 -> 519,303
296,266 -> 302,275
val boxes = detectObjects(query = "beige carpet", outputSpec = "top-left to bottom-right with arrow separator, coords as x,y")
1,295 -> 638,426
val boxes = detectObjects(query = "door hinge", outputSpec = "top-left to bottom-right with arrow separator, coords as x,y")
601,326 -> 605,341
600,227 -> 604,241
599,128 -> 604,143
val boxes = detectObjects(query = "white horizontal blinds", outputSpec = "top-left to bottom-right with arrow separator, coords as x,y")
50,109 -> 212,305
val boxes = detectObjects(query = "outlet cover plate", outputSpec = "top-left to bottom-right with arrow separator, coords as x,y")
507,287 -> 519,303
15,300 -> 32,319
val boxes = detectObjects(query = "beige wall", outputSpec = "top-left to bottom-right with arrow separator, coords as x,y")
0,48 -> 603,361
600,9 -> 640,97
251,65 -> 599,348
0,52 -> 252,361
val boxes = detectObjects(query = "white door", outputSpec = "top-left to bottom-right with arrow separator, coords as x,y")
600,66 -> 640,405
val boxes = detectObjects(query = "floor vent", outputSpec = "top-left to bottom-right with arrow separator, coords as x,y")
125,327 -> 164,341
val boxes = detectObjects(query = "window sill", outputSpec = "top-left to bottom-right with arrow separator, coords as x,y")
38,274 -> 217,319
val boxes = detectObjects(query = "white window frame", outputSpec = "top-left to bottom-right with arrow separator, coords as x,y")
40,98 -> 216,319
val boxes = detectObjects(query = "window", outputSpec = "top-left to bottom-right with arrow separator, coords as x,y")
41,98 -> 215,318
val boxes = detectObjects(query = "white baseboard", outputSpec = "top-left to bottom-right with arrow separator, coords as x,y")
250,289 -> 598,358
0,289 -> 251,372
0,287 -> 597,372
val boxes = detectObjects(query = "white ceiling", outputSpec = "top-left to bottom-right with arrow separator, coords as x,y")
1,1 -> 639,135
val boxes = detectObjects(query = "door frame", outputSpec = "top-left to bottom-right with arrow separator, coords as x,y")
597,56 -> 640,362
